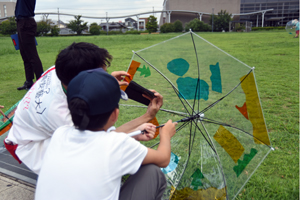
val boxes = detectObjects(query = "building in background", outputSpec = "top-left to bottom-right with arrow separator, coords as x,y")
139,18 -> 148,30
159,0 -> 299,27
0,0 -> 16,19
159,0 -> 241,26
100,21 -> 127,32
125,18 -> 137,30
240,0 -> 299,27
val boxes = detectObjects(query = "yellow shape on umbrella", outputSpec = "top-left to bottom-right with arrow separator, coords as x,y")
240,72 -> 270,145
214,125 -> 245,163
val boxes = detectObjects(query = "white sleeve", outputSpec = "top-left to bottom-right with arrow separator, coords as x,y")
120,136 -> 148,175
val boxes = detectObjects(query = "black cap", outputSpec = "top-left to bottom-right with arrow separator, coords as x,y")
67,68 -> 128,116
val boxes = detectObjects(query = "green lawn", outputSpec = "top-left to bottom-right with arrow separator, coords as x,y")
0,31 -> 298,199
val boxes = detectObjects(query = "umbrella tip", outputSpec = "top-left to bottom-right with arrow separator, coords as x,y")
252,66 -> 255,70
189,28 -> 192,32
271,147 -> 275,151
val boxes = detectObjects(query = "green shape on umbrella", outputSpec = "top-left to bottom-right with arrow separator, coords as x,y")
190,168 -> 205,190
137,65 -> 151,77
233,148 -> 258,177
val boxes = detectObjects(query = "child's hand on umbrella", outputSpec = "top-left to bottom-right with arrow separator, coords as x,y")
135,123 -> 156,141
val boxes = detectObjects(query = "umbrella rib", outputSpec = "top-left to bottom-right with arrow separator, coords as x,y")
171,84 -> 194,117
192,32 -> 252,69
134,52 -> 195,114
119,104 -> 189,118
135,31 -> 190,53
190,31 -> 201,116
200,69 -> 253,114
203,118 -> 273,149
148,121 -> 190,149
191,120 -> 215,153
199,120 -> 229,200
169,121 -> 194,199
188,121 -> 193,156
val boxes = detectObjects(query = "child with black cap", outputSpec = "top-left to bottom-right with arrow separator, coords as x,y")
35,68 -> 177,200
5,42 -> 163,175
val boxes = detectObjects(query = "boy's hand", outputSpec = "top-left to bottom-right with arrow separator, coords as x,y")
111,71 -> 132,86
0,105 -> 5,117
134,123 -> 156,141
143,89 -> 163,119
160,120 -> 177,139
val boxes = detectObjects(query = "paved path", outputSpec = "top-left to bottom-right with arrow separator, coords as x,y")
0,172 -> 35,200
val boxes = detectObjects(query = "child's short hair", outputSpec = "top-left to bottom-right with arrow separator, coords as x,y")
67,68 -> 127,130
55,42 -> 112,86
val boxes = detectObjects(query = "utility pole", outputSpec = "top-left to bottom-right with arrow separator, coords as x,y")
153,7 -> 154,16
106,12 -> 108,35
58,8 -> 60,28
212,8 -> 214,32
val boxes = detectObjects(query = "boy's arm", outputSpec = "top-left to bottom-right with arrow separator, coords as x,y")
115,90 -> 163,133
142,120 -> 176,168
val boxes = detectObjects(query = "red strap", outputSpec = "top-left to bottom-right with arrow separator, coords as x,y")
3,139 -> 22,164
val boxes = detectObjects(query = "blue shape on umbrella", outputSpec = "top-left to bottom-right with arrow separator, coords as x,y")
167,58 -> 189,76
210,62 -> 222,93
161,152 -> 179,174
177,77 -> 209,100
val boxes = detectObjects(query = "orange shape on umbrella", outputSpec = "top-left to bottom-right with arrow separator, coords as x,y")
120,60 -> 141,91
235,102 -> 249,120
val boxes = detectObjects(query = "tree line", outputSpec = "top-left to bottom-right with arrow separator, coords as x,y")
161,10 -> 232,33
0,10 -> 233,36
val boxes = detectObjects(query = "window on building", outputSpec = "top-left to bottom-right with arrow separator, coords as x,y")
3,5 -> 7,17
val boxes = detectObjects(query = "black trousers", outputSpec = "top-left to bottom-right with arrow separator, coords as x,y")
119,164 -> 167,200
17,18 -> 43,81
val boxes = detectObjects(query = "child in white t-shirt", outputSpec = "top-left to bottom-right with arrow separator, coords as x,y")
5,42 -> 163,175
35,68 -> 176,200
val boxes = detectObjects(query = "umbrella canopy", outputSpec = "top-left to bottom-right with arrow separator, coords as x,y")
118,30 -> 273,200
0,101 -> 19,151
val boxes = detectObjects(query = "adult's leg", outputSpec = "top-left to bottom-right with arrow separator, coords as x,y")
17,19 -> 33,82
17,18 -> 43,81
119,164 -> 166,200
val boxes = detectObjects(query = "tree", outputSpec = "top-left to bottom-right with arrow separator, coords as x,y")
37,20 -> 51,36
67,15 -> 88,35
210,10 -> 232,32
89,22 -> 101,35
146,15 -> 158,33
0,17 -> 17,35
173,20 -> 183,32
160,23 -> 175,33
51,26 -> 60,36
185,19 -> 210,32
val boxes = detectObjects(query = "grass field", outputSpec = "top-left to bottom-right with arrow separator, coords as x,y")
0,30 -> 299,199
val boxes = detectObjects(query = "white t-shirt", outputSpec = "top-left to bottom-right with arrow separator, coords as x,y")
5,66 -> 73,174
35,125 -> 148,200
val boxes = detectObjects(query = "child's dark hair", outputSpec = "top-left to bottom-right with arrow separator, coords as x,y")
55,42 -> 113,86
68,98 -> 116,131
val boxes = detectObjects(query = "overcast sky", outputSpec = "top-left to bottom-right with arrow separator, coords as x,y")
34,0 -> 164,24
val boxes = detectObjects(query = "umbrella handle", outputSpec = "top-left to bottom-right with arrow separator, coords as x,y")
128,130 -> 143,137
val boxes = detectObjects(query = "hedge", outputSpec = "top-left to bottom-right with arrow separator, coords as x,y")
252,26 -> 285,31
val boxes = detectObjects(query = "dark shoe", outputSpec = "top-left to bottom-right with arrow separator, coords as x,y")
17,81 -> 33,90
